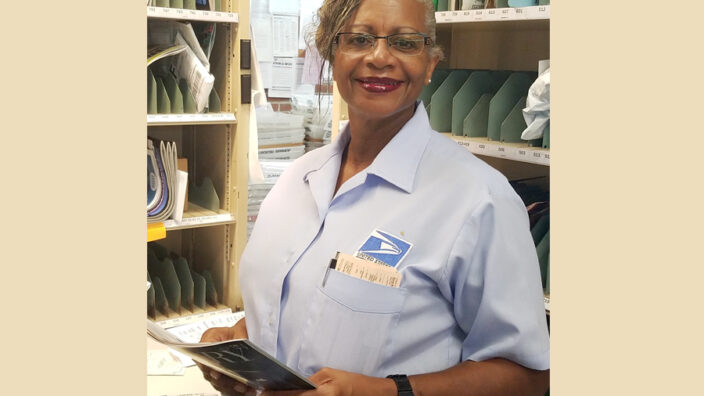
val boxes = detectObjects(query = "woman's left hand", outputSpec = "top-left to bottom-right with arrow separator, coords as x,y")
261,367 -> 395,396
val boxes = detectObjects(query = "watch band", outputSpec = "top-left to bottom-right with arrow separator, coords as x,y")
386,374 -> 414,396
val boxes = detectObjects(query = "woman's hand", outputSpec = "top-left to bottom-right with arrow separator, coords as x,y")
196,318 -> 255,396
261,367 -> 396,396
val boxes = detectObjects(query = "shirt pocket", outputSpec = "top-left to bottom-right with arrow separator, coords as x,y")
297,268 -> 407,377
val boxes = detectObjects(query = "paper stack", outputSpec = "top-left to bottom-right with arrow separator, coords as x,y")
291,93 -> 333,153
256,107 -> 306,161
247,160 -> 293,238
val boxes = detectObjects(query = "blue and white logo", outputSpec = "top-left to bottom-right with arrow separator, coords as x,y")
356,229 -> 413,268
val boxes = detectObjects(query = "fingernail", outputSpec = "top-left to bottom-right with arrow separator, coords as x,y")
234,383 -> 246,393
209,371 -> 221,380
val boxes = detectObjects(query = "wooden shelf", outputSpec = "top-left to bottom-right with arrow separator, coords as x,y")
436,5 -> 549,24
443,133 -> 549,166
147,6 -> 238,23
161,203 -> 235,231
147,112 -> 237,126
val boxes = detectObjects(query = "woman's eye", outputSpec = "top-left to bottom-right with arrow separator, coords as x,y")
352,36 -> 369,45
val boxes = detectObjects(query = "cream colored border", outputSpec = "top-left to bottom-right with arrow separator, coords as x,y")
3,2 -> 144,395
552,1 -> 703,394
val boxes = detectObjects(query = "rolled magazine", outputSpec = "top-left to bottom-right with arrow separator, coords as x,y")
147,319 -> 316,391
148,139 -> 178,223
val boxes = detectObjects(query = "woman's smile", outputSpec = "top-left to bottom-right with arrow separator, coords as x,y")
356,77 -> 404,93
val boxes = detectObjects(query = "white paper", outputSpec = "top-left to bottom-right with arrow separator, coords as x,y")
174,32 -> 215,112
270,0 -> 300,15
272,14 -> 299,57
147,350 -> 186,376
170,170 -> 188,222
165,311 -> 246,367
252,15 -> 274,62
260,61 -> 273,89
269,57 -> 296,98
299,0 -> 324,49
293,57 -> 305,91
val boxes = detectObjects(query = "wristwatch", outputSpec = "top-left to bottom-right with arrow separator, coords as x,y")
386,374 -> 414,396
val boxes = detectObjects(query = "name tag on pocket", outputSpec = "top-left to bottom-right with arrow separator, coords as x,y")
327,252 -> 402,288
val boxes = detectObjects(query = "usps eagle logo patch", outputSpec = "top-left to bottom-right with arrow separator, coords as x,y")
356,229 -> 413,268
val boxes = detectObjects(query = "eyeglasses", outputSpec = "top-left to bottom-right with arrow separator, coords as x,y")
333,32 -> 433,56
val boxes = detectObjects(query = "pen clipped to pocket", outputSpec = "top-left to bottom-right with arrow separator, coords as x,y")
323,252 -> 402,288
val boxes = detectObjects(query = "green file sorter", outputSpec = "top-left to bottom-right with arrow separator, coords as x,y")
156,77 -> 171,114
499,96 -> 527,143
536,229 -> 550,289
173,257 -> 195,312
180,79 -> 197,113
542,122 -> 550,148
531,213 -> 550,246
156,0 -> 169,7
545,253 -> 550,294
150,243 -> 169,260
170,0 -> 183,8
152,276 -> 169,314
436,0 -> 449,11
191,270 -> 207,309
487,72 -> 536,141
453,71 -> 508,137
430,70 -> 471,132
184,0 -> 196,9
190,177 -> 220,211
147,272 -> 156,318
420,69 -> 450,112
202,270 -> 220,307
148,250 -> 183,315
164,74 -> 184,114
148,68 -> 157,114
463,93 -> 492,138
209,88 -> 222,113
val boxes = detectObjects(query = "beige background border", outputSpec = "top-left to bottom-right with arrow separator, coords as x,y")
3,1 -> 703,395
2,1 -> 145,395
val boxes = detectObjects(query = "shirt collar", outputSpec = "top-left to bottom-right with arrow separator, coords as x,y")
366,102 -> 432,193
303,101 -> 433,194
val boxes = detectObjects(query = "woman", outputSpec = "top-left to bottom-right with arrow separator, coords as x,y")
200,0 -> 550,395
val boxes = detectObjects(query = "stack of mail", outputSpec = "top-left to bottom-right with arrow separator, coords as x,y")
247,161 -> 294,238
256,107 -> 306,161
291,93 -> 333,153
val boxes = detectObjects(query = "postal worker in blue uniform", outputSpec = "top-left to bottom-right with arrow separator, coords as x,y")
198,0 -> 550,395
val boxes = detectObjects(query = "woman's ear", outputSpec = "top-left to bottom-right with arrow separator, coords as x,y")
424,54 -> 441,86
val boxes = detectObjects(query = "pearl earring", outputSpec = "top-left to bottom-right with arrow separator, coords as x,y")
428,79 -> 432,84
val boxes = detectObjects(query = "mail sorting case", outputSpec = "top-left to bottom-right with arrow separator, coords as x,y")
146,0 -> 251,319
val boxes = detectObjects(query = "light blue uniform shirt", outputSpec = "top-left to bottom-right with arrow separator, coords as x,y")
240,102 -> 549,378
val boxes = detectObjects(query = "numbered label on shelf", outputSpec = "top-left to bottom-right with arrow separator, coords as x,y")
544,296 -> 550,312
499,8 -> 516,20
147,113 -> 237,125
486,9 -> 499,21
147,6 -> 238,23
163,213 -> 234,229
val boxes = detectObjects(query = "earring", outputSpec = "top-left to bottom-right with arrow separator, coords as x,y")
428,79 -> 432,84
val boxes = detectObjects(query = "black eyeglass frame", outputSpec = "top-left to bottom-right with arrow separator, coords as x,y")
333,32 -> 434,52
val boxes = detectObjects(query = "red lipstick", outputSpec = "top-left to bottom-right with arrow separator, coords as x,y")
357,77 -> 403,93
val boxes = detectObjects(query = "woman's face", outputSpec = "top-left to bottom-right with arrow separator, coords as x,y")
332,0 -> 440,121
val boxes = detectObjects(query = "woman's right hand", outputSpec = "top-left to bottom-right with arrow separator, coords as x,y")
197,318 -> 255,396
